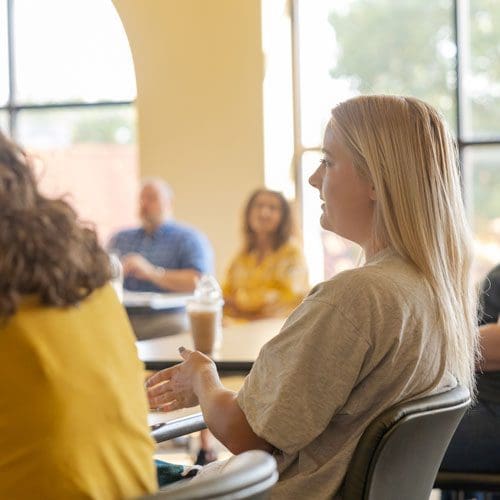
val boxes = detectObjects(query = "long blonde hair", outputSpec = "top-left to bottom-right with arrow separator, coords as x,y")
330,95 -> 479,394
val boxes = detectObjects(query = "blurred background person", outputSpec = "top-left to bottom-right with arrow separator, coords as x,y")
440,263 -> 500,500
223,188 -> 309,321
197,188 -> 308,466
0,132 -> 156,499
109,177 -> 214,339
109,177 -> 215,467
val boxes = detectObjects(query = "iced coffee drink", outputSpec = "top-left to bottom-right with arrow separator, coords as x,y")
187,303 -> 221,355
187,275 -> 224,356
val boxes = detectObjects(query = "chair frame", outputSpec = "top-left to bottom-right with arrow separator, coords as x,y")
435,471 -> 500,497
138,450 -> 278,500
343,385 -> 471,500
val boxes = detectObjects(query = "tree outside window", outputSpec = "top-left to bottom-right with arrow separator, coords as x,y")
295,0 -> 500,283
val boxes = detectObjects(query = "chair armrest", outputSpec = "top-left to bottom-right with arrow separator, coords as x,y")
152,413 -> 206,443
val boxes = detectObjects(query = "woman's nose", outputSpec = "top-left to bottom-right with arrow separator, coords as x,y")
309,166 -> 320,189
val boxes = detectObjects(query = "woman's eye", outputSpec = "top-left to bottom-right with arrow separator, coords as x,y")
319,158 -> 331,168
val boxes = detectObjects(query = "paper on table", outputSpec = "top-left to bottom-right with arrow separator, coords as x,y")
123,291 -> 193,310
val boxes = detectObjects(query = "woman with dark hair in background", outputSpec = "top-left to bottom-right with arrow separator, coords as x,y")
223,188 -> 309,321
194,188 -> 309,466
0,132 -> 157,499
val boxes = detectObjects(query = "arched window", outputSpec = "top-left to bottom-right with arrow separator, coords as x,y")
0,0 -> 138,244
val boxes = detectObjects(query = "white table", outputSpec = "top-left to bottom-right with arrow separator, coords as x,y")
137,317 -> 286,373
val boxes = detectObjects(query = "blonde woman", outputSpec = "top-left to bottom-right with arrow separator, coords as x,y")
146,95 -> 479,499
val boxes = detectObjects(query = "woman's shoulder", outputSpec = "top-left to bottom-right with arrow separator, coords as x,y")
305,266 -> 380,304
0,284 -> 132,358
306,252 -> 422,310
229,248 -> 252,265
276,239 -> 304,258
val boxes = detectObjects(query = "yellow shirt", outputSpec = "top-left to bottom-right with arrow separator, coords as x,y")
223,241 -> 309,320
0,284 -> 157,500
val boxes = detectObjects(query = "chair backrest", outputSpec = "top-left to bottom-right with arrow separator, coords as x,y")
138,450 -> 278,500
343,385 -> 470,500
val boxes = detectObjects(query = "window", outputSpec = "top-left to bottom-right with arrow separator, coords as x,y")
0,0 -> 138,244
0,110 -> 7,132
293,0 -> 500,283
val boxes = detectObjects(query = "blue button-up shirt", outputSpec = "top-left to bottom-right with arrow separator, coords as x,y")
108,221 -> 213,293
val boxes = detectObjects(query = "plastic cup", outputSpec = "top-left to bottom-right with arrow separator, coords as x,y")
186,300 -> 222,355
109,253 -> 124,302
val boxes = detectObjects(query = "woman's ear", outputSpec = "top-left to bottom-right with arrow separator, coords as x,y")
369,184 -> 377,201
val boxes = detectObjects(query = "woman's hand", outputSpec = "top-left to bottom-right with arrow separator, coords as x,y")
145,347 -> 216,412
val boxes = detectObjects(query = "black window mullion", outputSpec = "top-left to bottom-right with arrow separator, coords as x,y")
454,0 -> 466,147
9,100 -> 134,111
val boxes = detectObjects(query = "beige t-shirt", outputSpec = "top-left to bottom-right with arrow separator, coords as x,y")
237,249 -> 456,499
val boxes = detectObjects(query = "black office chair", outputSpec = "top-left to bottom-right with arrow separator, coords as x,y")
137,450 -> 278,500
435,471 -> 500,499
343,385 -> 470,500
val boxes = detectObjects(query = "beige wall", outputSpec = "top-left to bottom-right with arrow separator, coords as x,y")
113,0 -> 265,279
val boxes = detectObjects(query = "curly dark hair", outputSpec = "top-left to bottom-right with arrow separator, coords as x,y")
0,132 -> 112,318
243,188 -> 294,253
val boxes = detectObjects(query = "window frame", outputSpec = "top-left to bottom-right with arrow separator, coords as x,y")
291,0 -> 500,276
0,0 -> 135,138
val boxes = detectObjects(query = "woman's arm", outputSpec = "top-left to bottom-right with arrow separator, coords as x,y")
146,348 -> 273,455
193,366 -> 274,454
479,322 -> 500,371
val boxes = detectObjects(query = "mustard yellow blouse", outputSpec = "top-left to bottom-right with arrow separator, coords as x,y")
223,241 -> 309,320
0,284 -> 157,500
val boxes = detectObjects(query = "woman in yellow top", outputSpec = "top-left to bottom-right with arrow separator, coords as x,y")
223,188 -> 309,320
0,133 -> 157,499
